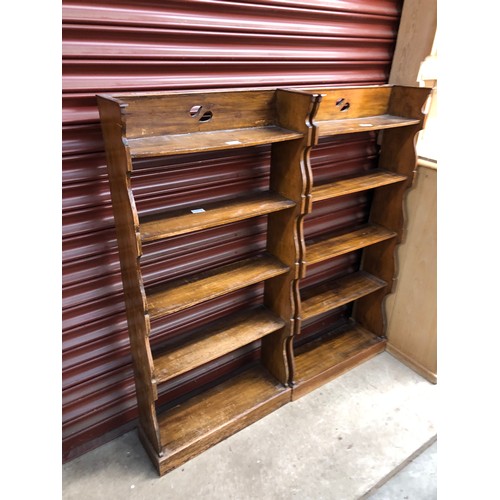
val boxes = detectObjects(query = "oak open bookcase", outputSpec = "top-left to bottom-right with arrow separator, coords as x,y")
97,84 -> 430,475
290,85 -> 431,399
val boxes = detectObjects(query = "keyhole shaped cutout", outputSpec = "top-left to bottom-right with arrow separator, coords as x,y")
199,111 -> 213,122
189,105 -> 213,123
335,98 -> 350,112
190,105 -> 203,117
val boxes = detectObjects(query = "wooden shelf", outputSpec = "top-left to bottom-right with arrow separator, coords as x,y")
306,224 -> 396,265
146,254 -> 289,320
153,307 -> 285,384
154,364 -> 290,474
318,114 -> 420,137
301,271 -> 386,321
140,192 -> 295,242
127,126 -> 304,158
292,321 -> 386,400
312,169 -> 407,202
97,85 -> 431,475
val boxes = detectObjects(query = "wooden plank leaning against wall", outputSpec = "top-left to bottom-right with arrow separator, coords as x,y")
385,0 -> 437,382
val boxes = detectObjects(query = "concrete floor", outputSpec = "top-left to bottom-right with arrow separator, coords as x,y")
366,440 -> 437,499
62,352 -> 437,500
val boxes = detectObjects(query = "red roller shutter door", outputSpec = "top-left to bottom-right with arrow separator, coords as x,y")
62,0 -> 403,461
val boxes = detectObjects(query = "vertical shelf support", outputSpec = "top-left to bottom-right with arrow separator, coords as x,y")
355,86 -> 431,336
96,96 -> 162,454
262,90 -> 322,385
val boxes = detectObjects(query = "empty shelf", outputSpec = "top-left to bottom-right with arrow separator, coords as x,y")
155,364 -> 290,474
140,192 -> 295,242
146,254 -> 289,320
153,307 -> 285,384
306,224 -> 396,265
127,126 -> 304,158
318,114 -> 421,136
292,321 -> 386,400
312,169 -> 407,202
301,271 -> 386,321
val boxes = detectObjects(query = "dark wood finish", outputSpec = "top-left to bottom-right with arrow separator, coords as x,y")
312,170 -> 407,202
355,85 -> 431,336
306,85 -> 419,136
309,85 -> 393,122
369,87 -> 434,238
319,115 -> 420,136
146,254 -> 289,320
155,365 -> 290,475
262,208 -> 299,384
261,90 -> 322,384
140,192 -> 295,242
127,126 -> 303,158
97,85 -> 431,474
292,321 -> 386,400
96,96 -> 162,454
301,271 -> 386,321
153,307 -> 285,384
97,88 -> 322,476
110,90 -> 281,137
289,84 -> 431,397
306,224 -> 396,265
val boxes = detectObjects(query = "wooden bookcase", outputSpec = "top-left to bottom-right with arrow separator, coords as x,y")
96,84 -> 430,475
96,88 -> 321,475
290,85 -> 431,399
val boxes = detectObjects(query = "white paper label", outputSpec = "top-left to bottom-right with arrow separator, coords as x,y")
359,123 -> 373,127
191,208 -> 205,213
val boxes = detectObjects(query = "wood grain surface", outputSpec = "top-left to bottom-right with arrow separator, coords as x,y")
306,224 -> 396,265
146,254 -> 289,319
127,126 -> 303,158
156,365 -> 290,474
312,170 -> 407,202
293,321 -> 386,399
153,307 -> 285,384
140,192 -> 295,241
301,271 -> 386,321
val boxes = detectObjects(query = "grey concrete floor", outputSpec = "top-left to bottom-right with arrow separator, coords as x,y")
62,352 -> 437,500
366,440 -> 437,499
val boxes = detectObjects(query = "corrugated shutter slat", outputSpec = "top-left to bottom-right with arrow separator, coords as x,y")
62,0 -> 403,461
